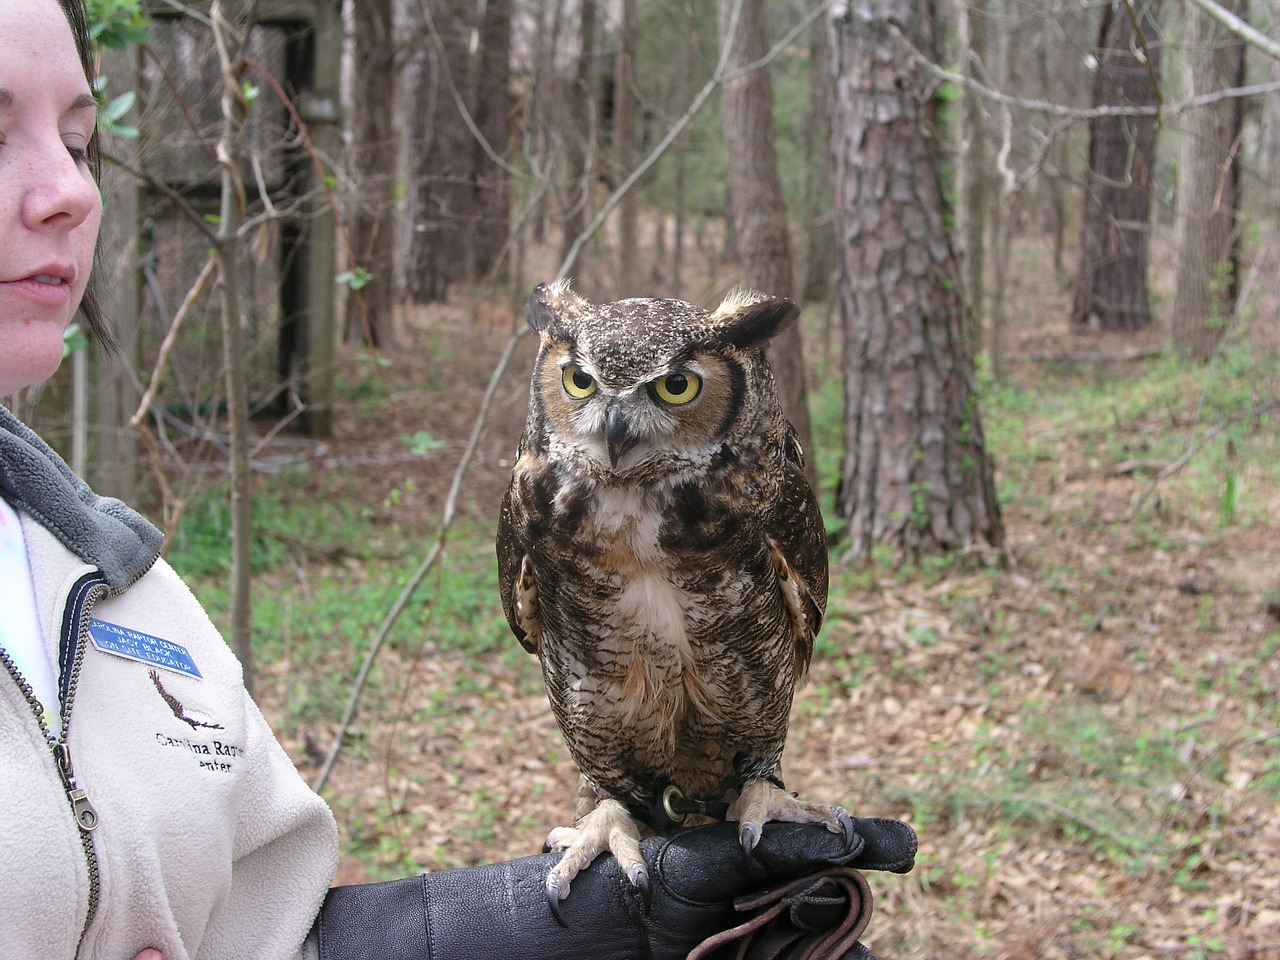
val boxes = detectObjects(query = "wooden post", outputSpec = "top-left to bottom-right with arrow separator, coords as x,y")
297,0 -> 342,438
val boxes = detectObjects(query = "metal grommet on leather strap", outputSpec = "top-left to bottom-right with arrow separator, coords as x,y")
633,779 -> 734,831
662,783 -> 689,825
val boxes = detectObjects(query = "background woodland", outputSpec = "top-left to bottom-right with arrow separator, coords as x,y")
14,0 -> 1280,956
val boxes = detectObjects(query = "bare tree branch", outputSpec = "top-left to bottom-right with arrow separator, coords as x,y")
886,18 -> 1280,120
211,0 -> 256,695
1184,0 -> 1280,61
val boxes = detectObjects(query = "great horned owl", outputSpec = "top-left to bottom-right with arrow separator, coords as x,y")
496,281 -> 848,913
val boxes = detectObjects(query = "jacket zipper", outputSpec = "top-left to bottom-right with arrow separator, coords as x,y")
58,571 -> 111,956
60,555 -> 156,955
0,621 -> 102,943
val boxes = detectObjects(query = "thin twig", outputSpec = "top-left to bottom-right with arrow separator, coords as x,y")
885,18 -> 1280,121
130,257 -> 217,428
1184,0 -> 1280,61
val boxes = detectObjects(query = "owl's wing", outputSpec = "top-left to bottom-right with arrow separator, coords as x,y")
769,424 -> 829,680
496,478 -> 541,655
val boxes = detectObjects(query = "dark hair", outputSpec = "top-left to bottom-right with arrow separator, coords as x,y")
57,0 -> 119,356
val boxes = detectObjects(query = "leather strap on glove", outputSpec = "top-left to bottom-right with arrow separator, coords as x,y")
315,818 -> 915,960
687,867 -> 872,960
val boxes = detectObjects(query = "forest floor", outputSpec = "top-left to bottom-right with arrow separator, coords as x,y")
178,238 -> 1280,960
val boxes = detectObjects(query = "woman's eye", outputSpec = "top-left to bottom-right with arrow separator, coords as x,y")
651,372 -> 702,406
562,366 -> 597,399
64,134 -> 91,167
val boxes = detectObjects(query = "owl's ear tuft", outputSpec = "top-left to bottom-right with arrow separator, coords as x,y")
526,284 -> 561,335
527,280 -> 589,336
710,293 -> 799,349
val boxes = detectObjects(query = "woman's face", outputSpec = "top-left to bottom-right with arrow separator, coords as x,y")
0,0 -> 102,398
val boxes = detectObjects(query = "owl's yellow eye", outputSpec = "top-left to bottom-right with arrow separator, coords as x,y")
562,366 -> 597,399
650,372 -> 702,406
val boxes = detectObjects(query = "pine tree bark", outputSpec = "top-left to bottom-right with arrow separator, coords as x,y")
719,0 -> 815,484
828,1 -> 1003,563
1072,0 -> 1162,332
1171,0 -> 1245,361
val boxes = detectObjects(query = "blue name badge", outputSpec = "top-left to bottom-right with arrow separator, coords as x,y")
87,618 -> 203,680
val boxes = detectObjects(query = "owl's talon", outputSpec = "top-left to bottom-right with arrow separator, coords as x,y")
836,806 -> 855,846
546,877 -> 570,927
544,825 -> 577,853
626,862 -> 652,910
542,798 -> 644,919
739,820 -> 761,857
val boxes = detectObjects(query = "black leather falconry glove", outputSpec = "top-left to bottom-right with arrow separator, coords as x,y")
315,818 -> 916,960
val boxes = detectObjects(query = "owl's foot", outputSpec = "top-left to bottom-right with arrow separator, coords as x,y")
728,777 -> 854,856
544,797 -> 649,924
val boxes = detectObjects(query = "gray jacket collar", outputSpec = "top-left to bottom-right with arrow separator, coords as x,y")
0,405 -> 162,591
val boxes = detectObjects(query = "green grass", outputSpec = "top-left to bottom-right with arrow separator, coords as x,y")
978,341 -> 1280,527
166,471 -> 521,733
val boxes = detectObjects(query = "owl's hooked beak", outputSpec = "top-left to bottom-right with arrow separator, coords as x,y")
604,401 -> 639,468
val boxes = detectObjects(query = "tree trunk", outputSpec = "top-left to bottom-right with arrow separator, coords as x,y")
828,1 -> 1004,564
89,41 -> 142,501
798,19 -> 834,306
406,0 -> 510,303
559,0 -> 597,275
472,0 -> 511,282
1071,0 -> 1162,332
612,0 -> 639,297
956,0 -> 987,338
211,0 -> 254,695
345,0 -> 397,345
1171,0 -> 1245,361
719,0 -> 815,486
670,4 -> 699,298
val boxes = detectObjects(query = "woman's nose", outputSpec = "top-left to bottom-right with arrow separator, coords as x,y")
23,139 -> 100,232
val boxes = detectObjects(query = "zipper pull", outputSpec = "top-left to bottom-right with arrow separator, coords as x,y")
54,743 -> 100,832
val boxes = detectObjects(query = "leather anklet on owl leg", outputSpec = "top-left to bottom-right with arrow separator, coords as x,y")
544,798 -> 649,924
729,778 -> 855,857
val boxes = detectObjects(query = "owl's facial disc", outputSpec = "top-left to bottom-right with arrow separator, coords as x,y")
547,346 -> 723,474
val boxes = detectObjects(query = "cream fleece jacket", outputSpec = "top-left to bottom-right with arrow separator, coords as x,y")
1,406 -> 338,959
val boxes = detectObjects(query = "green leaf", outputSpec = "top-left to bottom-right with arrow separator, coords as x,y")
401,431 -> 445,457
1220,470 -> 1240,526
357,351 -> 393,369
92,83 -> 140,139
62,323 -> 88,358
336,267 -> 373,291
104,90 -> 136,122
85,0 -> 150,50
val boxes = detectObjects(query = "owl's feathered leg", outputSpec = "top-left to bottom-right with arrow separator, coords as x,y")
544,796 -> 649,922
729,777 -> 854,855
